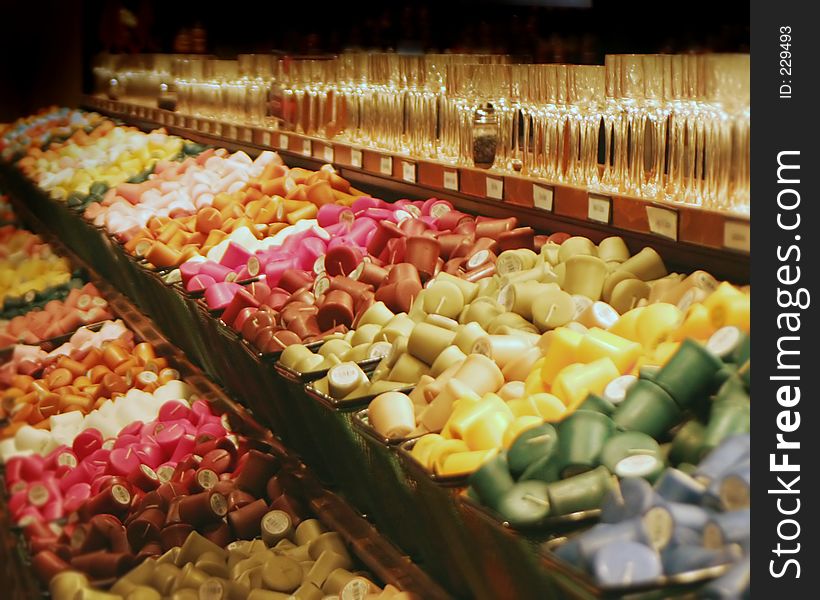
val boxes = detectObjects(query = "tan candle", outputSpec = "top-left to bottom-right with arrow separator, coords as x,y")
487,312 -> 540,335
423,280 -> 465,319
387,353 -> 429,383
496,249 -> 538,275
407,323 -> 457,365
577,301 -> 620,330
425,313 -> 459,330
610,279 -> 652,315
504,281 -> 556,321
433,272 -> 479,304
531,287 -> 576,332
487,334 -> 535,369
618,247 -> 667,281
460,301 -> 503,330
369,392 -> 416,439
419,378 -> 482,432
430,346 -> 467,377
356,301 -> 394,328
350,324 -> 381,346
540,242 -> 561,265
379,314 -> 416,343
648,274 -> 685,304
562,255 -> 608,300
501,346 -> 543,382
408,375 -> 435,408
597,236 -> 631,263
558,236 -> 597,263
327,363 -> 368,399
602,270 -> 638,303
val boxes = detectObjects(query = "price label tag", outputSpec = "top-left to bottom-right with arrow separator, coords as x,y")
351,148 -> 363,168
533,184 -> 554,211
588,194 -> 612,223
262,131 -> 272,146
486,177 -> 504,200
278,133 -> 289,150
226,124 -> 237,139
443,170 -> 459,191
241,127 -> 253,142
402,161 -> 416,183
380,155 -> 393,175
323,145 -> 334,163
302,139 -> 312,156
723,220 -> 751,253
212,121 -> 223,136
646,205 -> 679,240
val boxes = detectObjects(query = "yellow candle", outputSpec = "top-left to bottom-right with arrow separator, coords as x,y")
540,327 -> 584,384
438,448 -> 498,477
430,439 -> 470,472
407,322 -> 457,365
635,303 -> 683,349
411,434 -> 446,467
551,357 -> 620,410
463,410 -> 515,450
670,303 -> 714,341
447,393 -> 511,438
654,341 -> 681,365
710,294 -> 750,333
577,328 -> 642,373
608,307 -> 646,342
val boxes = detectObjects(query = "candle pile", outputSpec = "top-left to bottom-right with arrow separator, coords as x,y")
546,434 -> 750,593
0,226 -> 77,315
0,107 -> 108,162
0,282 -> 112,346
19,124 -> 184,203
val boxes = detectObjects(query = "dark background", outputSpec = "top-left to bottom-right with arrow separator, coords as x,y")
1,0 -> 749,122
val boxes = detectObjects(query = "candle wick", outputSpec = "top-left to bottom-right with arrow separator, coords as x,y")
545,303 -> 557,323
522,493 -> 549,507
629,296 -> 638,310
435,297 -> 446,314
337,262 -> 346,276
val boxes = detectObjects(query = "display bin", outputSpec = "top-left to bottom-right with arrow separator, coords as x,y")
273,357 -> 346,484
395,438 -> 487,599
539,535 -> 734,599
351,409 -> 434,565
455,496 -> 598,599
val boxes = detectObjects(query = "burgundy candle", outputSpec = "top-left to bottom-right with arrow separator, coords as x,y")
317,290 -> 355,331
325,245 -> 363,277
235,450 -> 279,496
227,498 -> 269,539
160,523 -> 194,551
405,236 -> 441,281
475,216 -> 517,239
366,221 -> 405,257
497,226 -> 535,252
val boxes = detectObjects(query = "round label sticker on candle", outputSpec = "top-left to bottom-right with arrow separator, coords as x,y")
604,375 -> 637,406
199,578 -> 226,600
572,295 -> 593,320
141,464 -> 159,481
49,523 -> 62,537
328,363 -> 361,387
156,465 -> 174,483
615,453 -> 660,478
210,492 -> 228,516
92,296 -> 108,308
719,475 -> 750,511
313,275 -> 330,297
368,341 -> 392,360
77,294 -> 92,309
138,370 -> 159,385
404,204 -> 421,218
706,326 -> 742,358
24,290 -> 36,303
247,256 -> 261,277
341,578 -> 372,600
262,510 -> 291,536
642,506 -> 674,550
496,253 -> 522,275
466,249 -> 490,270
676,288 -> 698,313
497,285 -> 513,312
197,469 -> 218,490
112,484 -> 131,505
395,209 -> 412,222
225,271 -> 238,283
58,452 -> 78,468
102,439 -> 116,451
10,481 -> 26,494
429,203 -> 451,219
17,515 -> 35,527
313,255 -> 326,275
